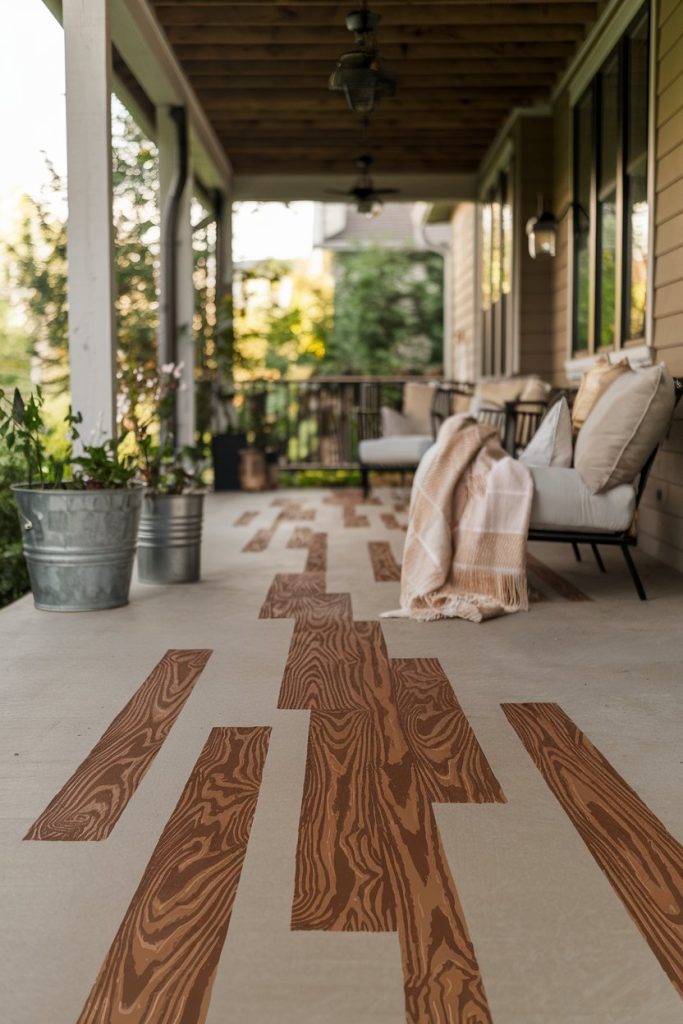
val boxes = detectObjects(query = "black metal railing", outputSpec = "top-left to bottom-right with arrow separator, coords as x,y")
232,376 -> 440,469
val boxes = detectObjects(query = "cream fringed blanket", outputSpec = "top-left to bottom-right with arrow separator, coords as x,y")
383,415 -> 534,623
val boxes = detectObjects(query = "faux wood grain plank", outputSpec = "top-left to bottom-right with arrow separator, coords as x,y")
369,541 -> 402,582
324,489 -> 381,506
77,726 -> 270,1023
376,764 -> 494,1024
287,526 -> 314,548
233,511 -> 258,526
242,525 -> 276,552
381,512 -> 404,530
527,553 -> 591,601
503,703 -> 683,996
258,571 -> 327,618
305,532 -> 327,573
343,504 -> 370,528
261,590 -> 352,622
25,650 -> 212,842
292,710 -> 396,932
279,619 -> 386,710
391,659 -> 506,804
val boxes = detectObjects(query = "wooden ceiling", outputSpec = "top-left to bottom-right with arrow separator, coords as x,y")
148,1 -> 602,177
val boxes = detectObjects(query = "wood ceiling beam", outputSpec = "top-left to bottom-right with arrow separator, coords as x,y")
164,24 -> 587,44
199,95 -> 531,110
152,4 -> 597,26
188,72 -> 557,87
171,41 -> 577,58
177,57 -> 565,75
197,86 -> 540,102
151,0 -> 597,6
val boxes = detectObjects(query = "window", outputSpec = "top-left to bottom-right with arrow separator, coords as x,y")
572,2 -> 650,355
480,170 -> 512,375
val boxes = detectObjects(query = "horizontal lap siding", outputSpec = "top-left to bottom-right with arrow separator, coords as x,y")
645,0 -> 683,571
551,92 -> 572,386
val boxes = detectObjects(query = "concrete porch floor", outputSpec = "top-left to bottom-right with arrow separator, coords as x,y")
1,487 -> 681,1024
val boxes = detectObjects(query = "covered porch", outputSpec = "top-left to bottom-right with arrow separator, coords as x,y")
2,0 -> 683,1022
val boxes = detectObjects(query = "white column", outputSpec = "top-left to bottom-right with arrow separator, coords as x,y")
157,107 -> 195,447
63,0 -> 116,442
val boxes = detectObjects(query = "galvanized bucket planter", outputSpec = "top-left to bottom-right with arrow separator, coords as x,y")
11,483 -> 144,612
137,492 -> 205,584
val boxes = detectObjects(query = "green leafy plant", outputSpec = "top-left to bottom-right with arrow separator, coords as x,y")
0,386 -> 136,489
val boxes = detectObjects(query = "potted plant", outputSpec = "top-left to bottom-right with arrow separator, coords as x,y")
122,363 -> 206,585
0,387 -> 143,612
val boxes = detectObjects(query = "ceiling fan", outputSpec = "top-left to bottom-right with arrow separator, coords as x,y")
325,155 -> 399,218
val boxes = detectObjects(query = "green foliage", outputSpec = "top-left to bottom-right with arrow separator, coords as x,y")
324,248 -> 444,375
0,448 -> 30,609
0,387 -> 136,489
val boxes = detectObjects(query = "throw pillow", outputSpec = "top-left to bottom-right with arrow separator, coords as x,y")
519,377 -> 552,403
381,406 -> 417,437
574,363 -> 675,493
470,377 -> 527,414
402,382 -> 435,435
520,397 -> 573,468
571,357 -> 631,432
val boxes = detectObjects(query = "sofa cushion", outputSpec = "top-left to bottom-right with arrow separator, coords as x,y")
471,377 -> 526,412
571,357 -> 631,432
529,466 -> 636,532
520,397 -> 573,468
359,435 -> 433,466
574,363 -> 675,493
520,376 -> 553,403
402,382 -> 435,434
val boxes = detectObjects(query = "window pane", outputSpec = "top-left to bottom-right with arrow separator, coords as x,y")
599,193 -> 617,347
502,183 -> 512,297
491,198 -> 501,305
599,55 -> 619,195
625,10 -> 649,340
481,204 -> 492,312
574,90 -> 592,351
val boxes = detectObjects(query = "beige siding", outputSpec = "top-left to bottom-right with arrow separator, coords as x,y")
450,202 -> 477,382
644,0 -> 683,570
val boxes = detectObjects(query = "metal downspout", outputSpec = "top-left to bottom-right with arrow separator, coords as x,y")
161,105 -> 189,442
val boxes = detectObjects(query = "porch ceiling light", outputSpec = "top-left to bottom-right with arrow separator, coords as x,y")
328,4 -> 397,115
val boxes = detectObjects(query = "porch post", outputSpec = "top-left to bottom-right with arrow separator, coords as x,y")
212,190 -> 234,433
63,0 -> 116,441
157,106 -> 196,448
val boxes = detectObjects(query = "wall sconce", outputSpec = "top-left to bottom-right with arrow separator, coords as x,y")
526,195 -> 589,259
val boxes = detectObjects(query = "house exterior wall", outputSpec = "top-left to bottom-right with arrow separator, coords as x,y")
641,0 -> 683,570
450,202 -> 477,382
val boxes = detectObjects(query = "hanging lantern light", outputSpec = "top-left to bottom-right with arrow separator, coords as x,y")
328,4 -> 397,115
525,207 -> 558,259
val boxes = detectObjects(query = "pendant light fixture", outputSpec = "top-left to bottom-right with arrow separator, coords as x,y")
328,3 -> 397,115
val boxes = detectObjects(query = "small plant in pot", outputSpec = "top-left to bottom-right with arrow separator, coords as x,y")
123,363 -> 206,585
0,387 -> 143,612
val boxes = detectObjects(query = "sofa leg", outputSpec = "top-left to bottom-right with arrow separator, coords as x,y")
360,465 -> 370,499
621,544 -> 647,600
590,543 -> 606,573
571,542 -> 582,563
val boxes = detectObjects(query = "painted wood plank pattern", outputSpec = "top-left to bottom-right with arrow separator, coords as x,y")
369,541 -> 402,582
242,525 -> 276,552
77,726 -> 271,1023
324,489 -> 381,507
305,532 -> 327,573
503,702 -> 683,996
287,526 -> 314,549
278,619 -> 386,711
261,590 -> 352,623
381,512 -> 404,530
292,709 -> 397,932
233,511 -> 259,526
277,503 -> 316,521
391,659 -> 506,804
527,553 -> 591,602
343,504 -> 370,528
258,571 -> 327,619
25,649 -> 212,842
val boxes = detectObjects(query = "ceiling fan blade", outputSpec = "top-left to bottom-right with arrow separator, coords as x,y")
324,189 -> 354,196
372,189 -> 400,195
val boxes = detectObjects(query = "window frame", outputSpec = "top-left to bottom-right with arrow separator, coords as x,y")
570,0 -> 651,358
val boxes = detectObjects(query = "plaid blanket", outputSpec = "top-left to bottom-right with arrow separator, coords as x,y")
385,415 -> 534,623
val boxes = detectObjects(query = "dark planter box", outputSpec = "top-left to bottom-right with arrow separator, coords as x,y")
211,432 -> 247,491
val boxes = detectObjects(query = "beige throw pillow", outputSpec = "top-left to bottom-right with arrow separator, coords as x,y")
381,406 -> 417,437
574,363 -> 675,493
520,397 -> 573,468
402,382 -> 435,435
519,377 -> 552,403
571,357 -> 632,432
471,377 -> 526,412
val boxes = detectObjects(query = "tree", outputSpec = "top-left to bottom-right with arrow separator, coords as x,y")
323,247 -> 444,375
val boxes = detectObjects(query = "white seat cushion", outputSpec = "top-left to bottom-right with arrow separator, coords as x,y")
359,435 -> 433,466
529,466 -> 636,533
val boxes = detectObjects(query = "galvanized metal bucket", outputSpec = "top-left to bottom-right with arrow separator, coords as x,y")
137,492 -> 205,584
11,483 -> 144,612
